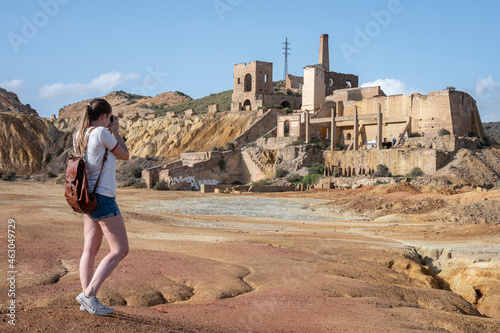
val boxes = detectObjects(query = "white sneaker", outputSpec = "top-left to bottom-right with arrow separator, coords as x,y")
76,292 -> 114,316
79,299 -> 114,314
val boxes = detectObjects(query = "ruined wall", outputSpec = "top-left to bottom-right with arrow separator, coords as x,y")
262,94 -> 301,110
161,151 -> 241,190
286,74 -> 304,91
449,91 -> 484,137
256,137 -> 296,150
324,87 -> 484,147
325,72 -> 359,95
328,86 -> 385,105
324,149 -> 450,176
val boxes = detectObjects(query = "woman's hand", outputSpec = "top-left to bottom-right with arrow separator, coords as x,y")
109,115 -> 119,133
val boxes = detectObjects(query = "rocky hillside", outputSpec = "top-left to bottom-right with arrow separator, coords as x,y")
484,121 -> 500,142
0,87 -> 38,115
0,110 -> 257,175
0,112 -> 74,174
58,90 -> 192,118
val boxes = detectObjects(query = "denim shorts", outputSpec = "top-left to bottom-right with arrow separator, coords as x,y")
86,193 -> 121,221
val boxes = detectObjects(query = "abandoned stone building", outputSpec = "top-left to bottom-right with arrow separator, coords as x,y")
143,33 -> 485,190
231,61 -> 301,111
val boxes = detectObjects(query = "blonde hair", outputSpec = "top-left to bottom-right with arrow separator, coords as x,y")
74,98 -> 112,156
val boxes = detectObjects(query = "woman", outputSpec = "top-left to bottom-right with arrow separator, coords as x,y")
73,98 -> 129,316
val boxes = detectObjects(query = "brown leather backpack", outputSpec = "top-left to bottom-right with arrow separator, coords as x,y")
65,127 -> 108,214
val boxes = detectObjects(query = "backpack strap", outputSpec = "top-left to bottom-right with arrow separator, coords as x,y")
83,126 -> 109,195
92,148 -> 108,196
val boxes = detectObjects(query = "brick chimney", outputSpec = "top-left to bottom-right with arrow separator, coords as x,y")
319,34 -> 330,72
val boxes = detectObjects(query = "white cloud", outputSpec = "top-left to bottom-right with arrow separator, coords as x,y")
475,76 -> 498,100
361,78 -> 425,96
474,76 -> 500,122
0,79 -> 24,92
38,71 -> 141,99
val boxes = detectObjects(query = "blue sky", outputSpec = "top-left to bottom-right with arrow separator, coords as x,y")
1,0 -> 499,122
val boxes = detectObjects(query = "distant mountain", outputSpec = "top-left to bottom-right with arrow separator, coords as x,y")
158,90 -> 233,116
58,90 -> 192,118
483,121 -> 500,142
0,87 -> 38,116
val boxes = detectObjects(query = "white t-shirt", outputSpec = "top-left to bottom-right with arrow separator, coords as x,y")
73,126 -> 119,198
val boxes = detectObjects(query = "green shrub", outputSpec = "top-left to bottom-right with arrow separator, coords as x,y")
250,179 -> 270,186
334,144 -> 346,151
438,128 -> 451,136
226,142 -> 235,150
308,163 -> 325,175
286,174 -> 302,183
134,180 -> 147,188
409,132 -> 421,137
153,180 -> 169,191
298,174 -> 321,186
408,167 -> 424,177
283,107 -> 293,114
219,159 -> 226,171
175,91 -> 186,97
1,170 -> 16,181
47,170 -> 57,178
245,142 -> 256,148
276,168 -> 289,178
263,133 -> 274,139
289,140 -> 305,146
313,142 -> 329,150
373,164 -> 392,178
218,146 -> 225,151
416,143 -> 423,148
184,150 -> 195,153
130,167 -> 142,178
212,147 -> 219,152
375,180 -> 388,185
446,86 -> 456,91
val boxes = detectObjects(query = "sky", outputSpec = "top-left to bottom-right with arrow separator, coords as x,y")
1,0 -> 499,122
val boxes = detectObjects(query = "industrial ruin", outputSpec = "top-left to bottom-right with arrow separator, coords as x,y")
143,34 -> 485,190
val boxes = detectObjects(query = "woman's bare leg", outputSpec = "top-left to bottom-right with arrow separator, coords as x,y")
79,214 -> 103,292
84,214 -> 129,297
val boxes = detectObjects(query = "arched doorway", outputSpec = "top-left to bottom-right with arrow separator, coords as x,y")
284,120 -> 290,136
281,101 -> 292,109
244,74 -> 252,92
243,99 -> 252,110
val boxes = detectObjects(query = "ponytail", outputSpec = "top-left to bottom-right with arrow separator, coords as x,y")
74,98 -> 112,157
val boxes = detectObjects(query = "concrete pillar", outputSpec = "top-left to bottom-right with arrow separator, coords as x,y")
330,106 -> 336,151
319,34 -> 330,72
305,111 -> 310,144
377,103 -> 383,150
354,106 -> 359,151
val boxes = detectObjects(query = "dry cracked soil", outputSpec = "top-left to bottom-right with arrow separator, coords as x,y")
0,181 -> 499,332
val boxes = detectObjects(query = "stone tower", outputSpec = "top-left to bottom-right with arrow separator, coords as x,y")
319,34 -> 330,72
